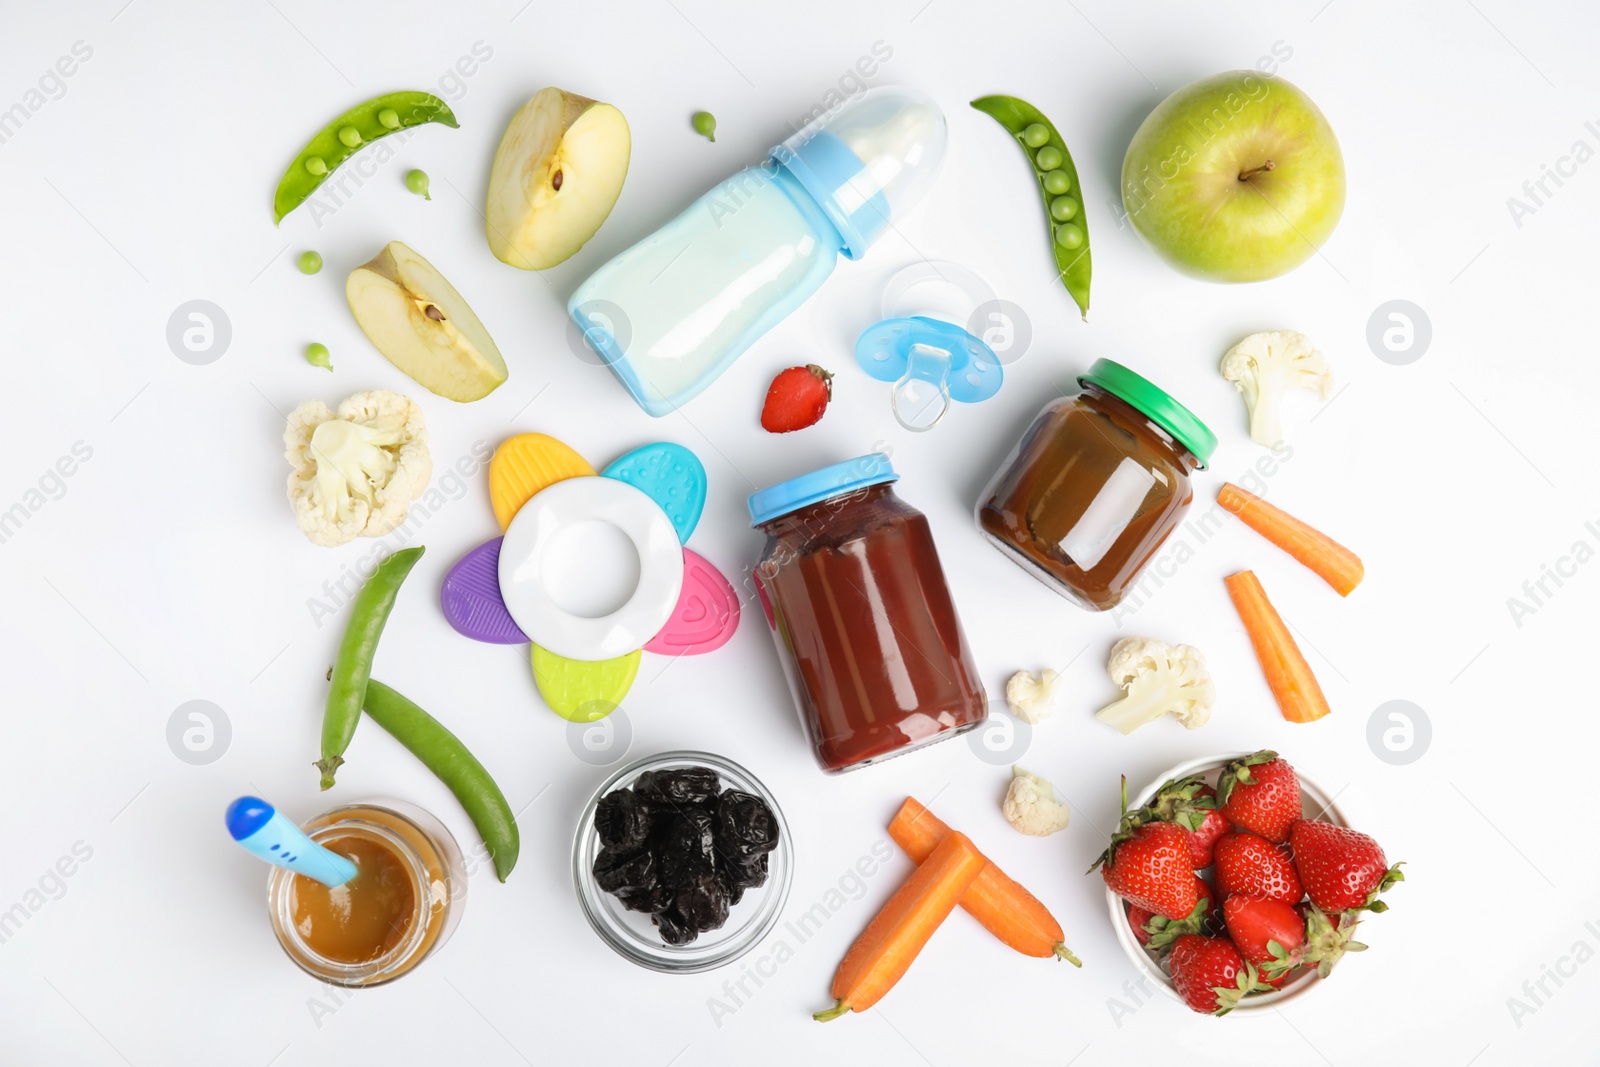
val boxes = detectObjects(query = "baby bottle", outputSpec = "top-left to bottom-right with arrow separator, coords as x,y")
568,88 -> 948,417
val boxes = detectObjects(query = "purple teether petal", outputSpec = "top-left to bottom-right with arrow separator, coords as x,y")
441,537 -> 529,644
644,549 -> 740,656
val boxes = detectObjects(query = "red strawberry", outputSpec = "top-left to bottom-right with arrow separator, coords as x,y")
1223,896 -> 1305,984
1092,821 -> 1198,921
1289,819 -> 1404,914
1214,831 -> 1303,904
1132,875 -> 1219,952
1186,787 -> 1232,868
1127,903 -> 1155,946
1167,935 -> 1266,1016
760,364 -> 833,432
1216,751 -> 1301,843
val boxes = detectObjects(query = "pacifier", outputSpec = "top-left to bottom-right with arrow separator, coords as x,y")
854,260 -> 1003,431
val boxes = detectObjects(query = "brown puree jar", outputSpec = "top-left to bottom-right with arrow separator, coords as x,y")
977,359 -> 1218,611
749,456 -> 987,773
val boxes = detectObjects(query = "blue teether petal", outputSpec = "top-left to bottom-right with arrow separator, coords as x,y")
601,444 -> 707,543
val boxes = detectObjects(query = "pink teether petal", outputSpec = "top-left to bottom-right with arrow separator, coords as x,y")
441,537 -> 529,644
644,549 -> 741,656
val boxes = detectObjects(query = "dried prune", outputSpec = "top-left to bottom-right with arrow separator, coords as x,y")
594,788 -> 653,850
656,810 -> 716,888
725,850 -> 769,891
593,846 -> 656,895
634,767 -> 721,806
616,881 -> 672,914
654,909 -> 697,946
714,790 -> 779,858
670,872 -> 731,934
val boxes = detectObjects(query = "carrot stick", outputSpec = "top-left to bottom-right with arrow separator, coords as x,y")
1225,570 -> 1332,723
814,831 -> 985,1021
1217,483 -> 1363,596
889,798 -> 1079,964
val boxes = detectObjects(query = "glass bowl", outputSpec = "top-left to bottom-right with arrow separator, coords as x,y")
1105,753 -> 1350,1014
572,750 -> 793,973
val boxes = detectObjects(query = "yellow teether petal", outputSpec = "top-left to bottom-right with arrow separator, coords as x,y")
530,644 -> 639,722
489,433 -> 596,530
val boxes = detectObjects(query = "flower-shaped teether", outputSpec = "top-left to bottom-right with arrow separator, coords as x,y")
441,433 -> 740,721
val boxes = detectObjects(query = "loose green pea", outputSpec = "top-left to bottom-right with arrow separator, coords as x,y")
405,169 -> 431,199
273,91 -> 458,224
297,250 -> 323,275
692,111 -> 717,142
305,342 -> 332,371
971,95 -> 1091,320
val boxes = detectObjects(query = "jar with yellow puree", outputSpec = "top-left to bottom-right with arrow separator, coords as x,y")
267,800 -> 465,986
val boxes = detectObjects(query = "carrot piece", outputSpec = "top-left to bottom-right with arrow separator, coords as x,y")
889,798 -> 1079,964
1217,483 -> 1363,596
814,831 -> 985,1021
1225,570 -> 1332,723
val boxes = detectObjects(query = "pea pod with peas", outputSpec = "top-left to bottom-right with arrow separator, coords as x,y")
273,91 -> 459,224
970,95 -> 1091,319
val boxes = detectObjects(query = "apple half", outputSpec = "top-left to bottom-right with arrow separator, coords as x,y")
485,88 -> 630,270
346,241 -> 508,402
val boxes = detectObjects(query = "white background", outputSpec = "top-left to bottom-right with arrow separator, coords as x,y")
0,1 -> 1593,1064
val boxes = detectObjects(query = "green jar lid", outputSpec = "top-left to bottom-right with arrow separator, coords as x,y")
1079,358 -> 1217,468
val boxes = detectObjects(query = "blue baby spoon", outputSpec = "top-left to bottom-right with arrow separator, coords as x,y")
225,796 -> 357,888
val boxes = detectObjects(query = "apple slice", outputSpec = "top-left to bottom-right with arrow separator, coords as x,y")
485,88 -> 630,270
346,240 -> 508,402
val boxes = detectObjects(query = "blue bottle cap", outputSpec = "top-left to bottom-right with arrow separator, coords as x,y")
748,455 -> 898,526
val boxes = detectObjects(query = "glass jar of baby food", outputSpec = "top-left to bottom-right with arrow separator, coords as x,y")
976,359 -> 1217,611
267,800 -> 466,987
749,455 -> 987,773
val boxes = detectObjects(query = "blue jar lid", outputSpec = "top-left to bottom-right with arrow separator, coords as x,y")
748,454 -> 898,526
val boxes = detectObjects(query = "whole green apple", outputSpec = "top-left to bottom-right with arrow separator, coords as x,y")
1121,71 -> 1344,282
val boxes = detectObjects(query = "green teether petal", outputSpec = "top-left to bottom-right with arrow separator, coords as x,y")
530,644 -> 639,722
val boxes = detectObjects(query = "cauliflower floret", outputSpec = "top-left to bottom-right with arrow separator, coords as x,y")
1220,330 -> 1334,448
1005,668 -> 1060,724
1002,767 -> 1071,837
285,390 -> 431,547
1094,637 -> 1214,735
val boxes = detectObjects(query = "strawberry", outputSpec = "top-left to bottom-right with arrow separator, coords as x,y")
1214,831 -> 1303,904
760,364 -> 833,432
1136,775 -> 1231,869
1216,750 -> 1301,843
1289,818 -> 1405,914
1223,896 -> 1304,984
1092,821 -> 1198,921
1167,935 -> 1267,1016
1131,874 -> 1219,952
1185,787 -> 1232,868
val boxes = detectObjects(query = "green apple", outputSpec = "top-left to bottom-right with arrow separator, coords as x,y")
346,240 -> 507,401
485,88 -> 631,270
1121,72 -> 1344,282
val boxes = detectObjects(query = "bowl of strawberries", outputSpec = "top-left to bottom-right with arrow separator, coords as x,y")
1093,750 -> 1403,1016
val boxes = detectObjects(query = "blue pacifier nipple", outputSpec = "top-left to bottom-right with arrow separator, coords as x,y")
854,261 -> 1003,432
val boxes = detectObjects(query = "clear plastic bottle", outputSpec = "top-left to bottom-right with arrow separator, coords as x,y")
569,88 -> 947,416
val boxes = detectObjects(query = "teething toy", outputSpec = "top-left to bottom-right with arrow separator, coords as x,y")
442,433 -> 740,721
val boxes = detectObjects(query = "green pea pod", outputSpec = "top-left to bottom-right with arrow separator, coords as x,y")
274,92 -> 459,224
316,545 -> 424,789
971,95 -> 1091,320
363,679 -> 520,882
